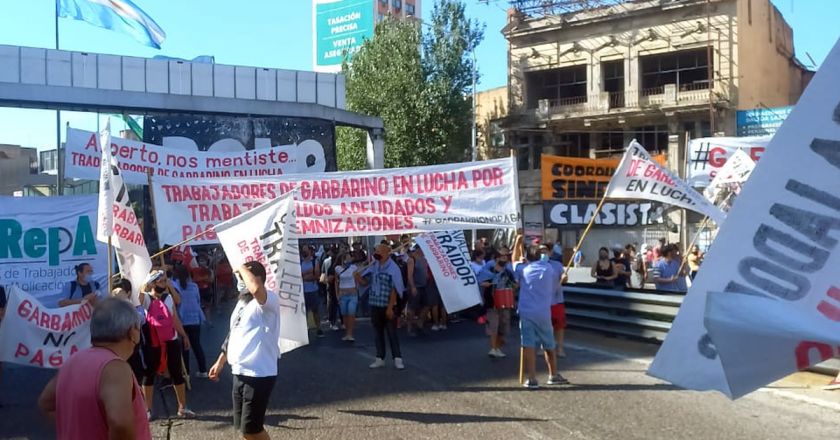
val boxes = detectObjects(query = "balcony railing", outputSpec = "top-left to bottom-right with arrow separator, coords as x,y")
534,82 -> 718,119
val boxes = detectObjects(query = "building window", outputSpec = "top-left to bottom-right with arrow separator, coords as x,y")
406,3 -> 415,15
639,49 -> 711,96
525,64 -> 588,108
598,131 -> 625,155
39,150 -> 56,172
555,133 -> 590,158
393,0 -> 401,9
602,60 -> 625,108
634,125 -> 669,153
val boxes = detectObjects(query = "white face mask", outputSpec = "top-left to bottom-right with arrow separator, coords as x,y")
235,274 -> 249,295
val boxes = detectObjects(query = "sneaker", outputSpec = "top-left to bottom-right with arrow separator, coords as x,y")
369,358 -> 386,369
178,408 -> 196,419
523,379 -> 539,389
431,325 -> 440,331
494,349 -> 507,358
547,374 -> 570,385
440,324 -> 447,330
316,329 -> 325,338
557,351 -> 567,359
330,324 -> 340,331
394,358 -> 405,370
195,372 -> 209,379
823,380 -> 840,390
488,349 -> 498,358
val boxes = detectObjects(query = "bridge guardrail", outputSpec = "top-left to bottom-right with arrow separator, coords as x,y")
563,284 -> 840,377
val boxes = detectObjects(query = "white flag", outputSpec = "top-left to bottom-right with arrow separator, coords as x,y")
94,120 -> 152,303
648,37 -> 840,398
414,230 -> 481,313
215,191 -> 309,353
606,141 -> 725,225
703,149 -> 756,209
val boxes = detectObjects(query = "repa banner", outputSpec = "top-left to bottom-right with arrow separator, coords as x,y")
152,157 -> 520,244
544,201 -> 666,228
414,231 -> 481,313
65,128 -> 314,184
649,38 -> 840,398
541,154 -> 666,200
215,191 -> 308,353
0,195 -> 109,306
0,285 -> 93,369
686,136 -> 771,187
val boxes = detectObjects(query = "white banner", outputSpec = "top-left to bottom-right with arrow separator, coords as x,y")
648,38 -> 840,398
65,128 -> 310,185
151,157 -> 520,245
0,195 -> 109,307
0,285 -> 93,368
687,136 -> 771,187
215,191 -> 309,353
606,141 -> 725,225
96,122 -> 152,303
703,149 -> 756,212
414,230 -> 481,313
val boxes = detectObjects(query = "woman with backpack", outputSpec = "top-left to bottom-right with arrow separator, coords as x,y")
139,270 -> 195,419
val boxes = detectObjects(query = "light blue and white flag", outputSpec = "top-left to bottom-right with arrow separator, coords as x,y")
57,0 -> 166,49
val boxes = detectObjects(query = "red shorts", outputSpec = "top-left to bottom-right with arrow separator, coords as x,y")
551,304 -> 566,330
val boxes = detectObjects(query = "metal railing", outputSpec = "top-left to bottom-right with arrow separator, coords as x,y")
563,283 -> 840,376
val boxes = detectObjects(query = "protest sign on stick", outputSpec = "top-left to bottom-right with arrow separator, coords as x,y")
215,191 -> 308,353
414,231 -> 481,313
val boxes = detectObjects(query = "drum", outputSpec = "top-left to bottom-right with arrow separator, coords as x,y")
494,287 -> 515,309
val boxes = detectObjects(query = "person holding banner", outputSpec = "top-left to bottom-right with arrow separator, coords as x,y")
58,263 -> 102,307
354,244 -> 405,370
209,261 -> 281,440
37,298 -> 152,440
652,244 -> 688,292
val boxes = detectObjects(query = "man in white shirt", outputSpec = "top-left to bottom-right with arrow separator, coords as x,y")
209,261 -> 281,440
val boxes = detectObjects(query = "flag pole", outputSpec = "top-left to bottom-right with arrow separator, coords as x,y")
564,195 -> 608,272
146,169 -> 166,267
678,215 -> 710,277
107,237 -> 114,293
55,3 -> 63,196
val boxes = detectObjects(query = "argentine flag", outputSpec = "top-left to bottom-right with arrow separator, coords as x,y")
57,0 -> 166,49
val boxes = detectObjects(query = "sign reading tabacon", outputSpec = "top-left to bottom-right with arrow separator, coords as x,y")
313,0 -> 374,73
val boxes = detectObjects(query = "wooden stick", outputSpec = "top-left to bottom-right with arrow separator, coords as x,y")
149,227 -> 216,261
519,347 -> 524,384
107,237 -> 113,293
564,195 -> 608,271
678,216 -> 710,276
146,169 -> 165,267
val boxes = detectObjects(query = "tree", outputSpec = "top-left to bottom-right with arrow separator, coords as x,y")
337,0 -> 484,170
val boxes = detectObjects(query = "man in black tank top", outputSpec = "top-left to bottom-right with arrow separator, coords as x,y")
406,245 -> 429,337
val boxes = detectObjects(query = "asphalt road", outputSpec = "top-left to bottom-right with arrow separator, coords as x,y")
3,307 -> 840,440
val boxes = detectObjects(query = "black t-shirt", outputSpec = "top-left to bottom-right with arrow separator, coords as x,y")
0,285 -> 6,309
612,258 -> 631,286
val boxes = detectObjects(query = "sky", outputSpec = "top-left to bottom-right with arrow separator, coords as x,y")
0,0 -> 837,152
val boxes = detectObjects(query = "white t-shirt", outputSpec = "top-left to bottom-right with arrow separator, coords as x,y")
227,290 -> 282,377
336,264 -> 358,290
142,293 -> 178,341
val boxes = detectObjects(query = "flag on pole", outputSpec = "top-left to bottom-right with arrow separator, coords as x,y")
57,0 -> 166,49
171,244 -> 198,269
215,191 -> 309,353
605,140 -> 725,225
95,119 -> 152,303
703,149 -> 756,211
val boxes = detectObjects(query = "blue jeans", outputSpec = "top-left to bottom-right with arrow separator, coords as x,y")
519,317 -> 556,350
339,294 -> 359,316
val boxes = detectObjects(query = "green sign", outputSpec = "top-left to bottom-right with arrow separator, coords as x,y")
314,0 -> 374,71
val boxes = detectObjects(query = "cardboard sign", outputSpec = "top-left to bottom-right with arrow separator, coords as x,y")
0,286 -> 92,369
152,157 -> 521,245
686,136 -> 771,187
214,191 -> 308,353
606,141 -> 725,225
414,231 -> 481,313
544,201 -> 666,228
649,37 -> 840,398
0,195 -> 109,306
704,149 -> 756,212
541,154 -> 665,200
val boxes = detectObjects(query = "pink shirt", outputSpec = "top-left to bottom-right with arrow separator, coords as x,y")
56,347 -> 152,440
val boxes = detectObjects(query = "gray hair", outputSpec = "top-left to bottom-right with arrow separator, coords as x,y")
90,297 -> 141,344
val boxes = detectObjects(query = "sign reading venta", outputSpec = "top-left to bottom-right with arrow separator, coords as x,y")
544,201 -> 666,228
0,286 -> 93,369
0,195 -> 109,306
152,157 -> 520,245
313,0 -> 374,72
414,230 -> 481,313
649,38 -> 840,399
64,128 -> 311,185
541,154 -> 666,200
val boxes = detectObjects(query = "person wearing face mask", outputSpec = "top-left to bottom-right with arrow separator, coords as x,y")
138,270 -> 194,419
334,253 -> 359,341
354,244 -> 406,370
478,253 -> 518,358
59,263 -> 101,308
300,245 -> 323,338
590,247 -> 618,288
209,262 -> 281,440
38,298 -> 152,440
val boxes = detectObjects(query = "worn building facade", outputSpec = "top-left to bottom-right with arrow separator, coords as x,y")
501,0 -> 811,258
